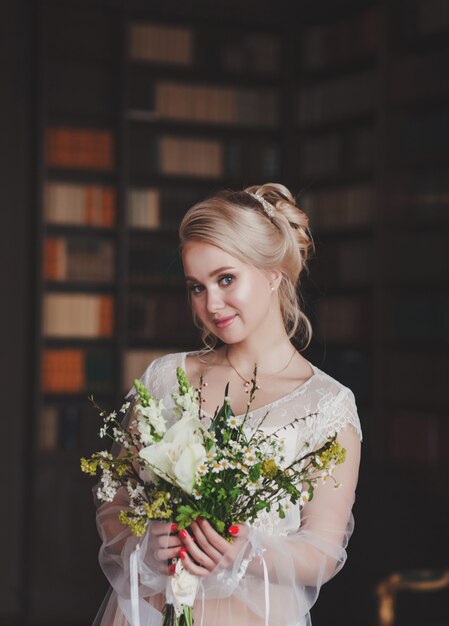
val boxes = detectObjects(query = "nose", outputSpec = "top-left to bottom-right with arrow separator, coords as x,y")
205,287 -> 224,314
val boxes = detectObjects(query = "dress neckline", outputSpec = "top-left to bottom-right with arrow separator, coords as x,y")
181,349 -> 318,419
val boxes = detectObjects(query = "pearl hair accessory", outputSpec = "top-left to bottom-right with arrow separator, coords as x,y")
248,191 -> 275,218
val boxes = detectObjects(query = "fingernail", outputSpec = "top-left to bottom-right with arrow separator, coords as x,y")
197,516 -> 203,525
170,523 -> 178,532
179,547 -> 187,560
168,564 -> 176,575
179,529 -> 188,540
228,525 -> 239,536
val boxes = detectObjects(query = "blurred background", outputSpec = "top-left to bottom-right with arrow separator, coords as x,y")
1,0 -> 449,624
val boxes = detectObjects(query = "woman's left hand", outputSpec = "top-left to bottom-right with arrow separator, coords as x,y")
177,519 -> 248,577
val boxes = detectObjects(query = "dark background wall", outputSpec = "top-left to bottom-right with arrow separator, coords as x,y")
1,1 -> 448,625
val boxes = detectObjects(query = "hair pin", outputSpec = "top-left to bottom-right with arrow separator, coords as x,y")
248,191 -> 275,218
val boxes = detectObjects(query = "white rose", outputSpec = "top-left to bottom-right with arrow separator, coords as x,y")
139,415 -> 206,494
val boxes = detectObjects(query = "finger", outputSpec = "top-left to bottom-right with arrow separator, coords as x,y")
155,546 -> 181,561
189,522 -> 222,563
178,548 -> 210,578
197,519 -> 237,552
150,522 -> 178,536
179,530 -> 216,570
157,534 -> 183,549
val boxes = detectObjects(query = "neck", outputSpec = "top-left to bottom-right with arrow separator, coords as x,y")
225,333 -> 296,378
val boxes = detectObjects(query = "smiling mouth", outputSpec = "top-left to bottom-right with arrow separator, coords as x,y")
214,315 -> 237,328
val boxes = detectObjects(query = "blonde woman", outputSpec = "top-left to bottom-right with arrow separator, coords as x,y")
94,183 -> 362,626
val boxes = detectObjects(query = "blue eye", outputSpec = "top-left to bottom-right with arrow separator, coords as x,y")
190,284 -> 203,295
220,274 -> 234,286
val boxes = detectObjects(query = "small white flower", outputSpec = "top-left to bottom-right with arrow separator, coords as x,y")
211,462 -> 222,474
193,489 -> 202,500
243,448 -> 258,465
99,426 -> 107,438
299,490 -> 310,505
219,459 -> 230,470
120,401 -> 131,414
196,463 -> 208,476
227,415 -> 243,429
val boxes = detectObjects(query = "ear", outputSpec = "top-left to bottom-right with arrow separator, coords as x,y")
267,268 -> 282,290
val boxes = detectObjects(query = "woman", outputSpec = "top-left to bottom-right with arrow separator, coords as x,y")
94,183 -> 362,626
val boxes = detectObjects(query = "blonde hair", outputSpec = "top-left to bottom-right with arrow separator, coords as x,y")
178,182 -> 315,352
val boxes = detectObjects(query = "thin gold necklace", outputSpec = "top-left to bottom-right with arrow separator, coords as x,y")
225,345 -> 297,391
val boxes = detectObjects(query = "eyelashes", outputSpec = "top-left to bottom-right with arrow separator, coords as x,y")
189,274 -> 234,295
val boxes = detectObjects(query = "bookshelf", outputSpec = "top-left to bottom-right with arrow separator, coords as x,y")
21,0 -> 449,624
297,2 -> 381,435
30,1 -> 285,623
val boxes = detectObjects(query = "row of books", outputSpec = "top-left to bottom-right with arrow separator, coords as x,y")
389,49 -> 449,104
41,347 -> 114,394
46,128 -> 115,171
299,71 -> 375,126
314,295 -> 371,342
387,170 -> 449,223
129,22 -> 193,66
301,184 -> 374,230
129,82 -> 279,127
128,22 -> 280,75
128,186 -> 202,230
389,293 -> 449,343
45,182 -> 116,227
301,126 -> 376,177
394,111 -> 449,161
129,131 -> 282,180
302,7 -> 379,70
44,237 -> 115,282
312,239 -> 373,286
129,240 -> 184,285
128,292 -> 197,342
42,294 -> 114,337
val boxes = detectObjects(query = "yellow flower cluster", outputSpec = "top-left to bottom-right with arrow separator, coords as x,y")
143,491 -> 173,521
316,440 -> 346,468
260,458 -> 278,479
80,457 -> 98,476
118,511 -> 147,537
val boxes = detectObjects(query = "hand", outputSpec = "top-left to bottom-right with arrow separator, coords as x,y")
148,521 -> 183,575
177,519 -> 248,577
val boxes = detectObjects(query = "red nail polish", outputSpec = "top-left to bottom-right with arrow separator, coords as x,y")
170,523 -> 178,532
228,525 -> 239,536
197,516 -> 203,525
179,547 -> 187,560
168,564 -> 176,575
179,529 -> 188,540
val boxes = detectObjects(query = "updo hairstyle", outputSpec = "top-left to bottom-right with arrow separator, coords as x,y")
178,182 -> 315,352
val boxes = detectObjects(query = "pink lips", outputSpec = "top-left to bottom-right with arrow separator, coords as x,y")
214,315 -> 237,329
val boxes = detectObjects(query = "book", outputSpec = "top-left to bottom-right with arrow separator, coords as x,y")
46,127 -> 115,171
301,184 -> 374,229
127,188 -> 161,229
129,22 -> 193,65
44,237 -> 115,282
42,294 -> 114,338
44,182 -> 116,227
299,71 -> 376,126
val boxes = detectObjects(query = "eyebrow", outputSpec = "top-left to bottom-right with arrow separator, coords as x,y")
184,266 -> 236,282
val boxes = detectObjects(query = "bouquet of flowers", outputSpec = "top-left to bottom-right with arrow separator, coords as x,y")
81,366 -> 346,626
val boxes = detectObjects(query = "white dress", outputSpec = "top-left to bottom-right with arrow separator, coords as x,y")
94,350 -> 362,626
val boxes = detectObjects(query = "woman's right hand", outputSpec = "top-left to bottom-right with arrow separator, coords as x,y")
148,521 -> 182,575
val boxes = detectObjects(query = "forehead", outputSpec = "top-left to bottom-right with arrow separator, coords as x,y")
182,241 -> 250,275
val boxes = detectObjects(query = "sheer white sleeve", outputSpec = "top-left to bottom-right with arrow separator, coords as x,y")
93,353 -> 362,626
